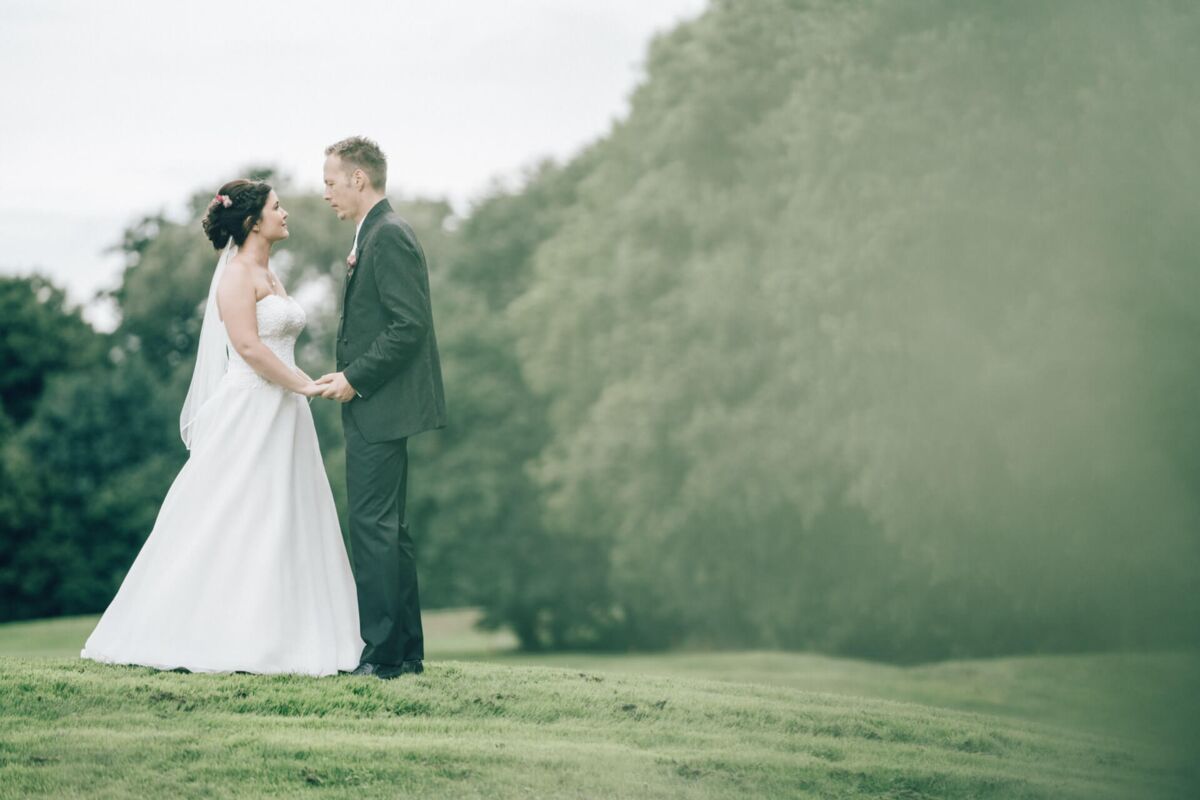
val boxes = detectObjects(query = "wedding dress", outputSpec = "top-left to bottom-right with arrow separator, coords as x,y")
80,288 -> 365,676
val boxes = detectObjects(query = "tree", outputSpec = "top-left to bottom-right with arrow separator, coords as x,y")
0,275 -> 103,425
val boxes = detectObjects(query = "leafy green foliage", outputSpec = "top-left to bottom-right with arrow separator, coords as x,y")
505,0 -> 1200,657
0,276 -> 102,425
1,355 -> 181,619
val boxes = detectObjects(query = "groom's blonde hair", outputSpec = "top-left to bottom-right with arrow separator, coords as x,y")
325,136 -> 387,192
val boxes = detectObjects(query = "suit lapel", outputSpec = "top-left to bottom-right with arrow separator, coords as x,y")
341,198 -> 392,307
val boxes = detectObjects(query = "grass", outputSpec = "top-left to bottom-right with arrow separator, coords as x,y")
0,609 -> 1195,799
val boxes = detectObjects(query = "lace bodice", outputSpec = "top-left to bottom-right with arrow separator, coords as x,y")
225,294 -> 307,388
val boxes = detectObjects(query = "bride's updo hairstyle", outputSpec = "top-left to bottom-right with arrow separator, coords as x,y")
201,179 -> 273,249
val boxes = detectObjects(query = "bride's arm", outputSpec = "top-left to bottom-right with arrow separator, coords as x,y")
218,268 -> 318,396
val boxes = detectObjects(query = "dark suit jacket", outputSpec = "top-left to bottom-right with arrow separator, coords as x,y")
337,199 -> 447,443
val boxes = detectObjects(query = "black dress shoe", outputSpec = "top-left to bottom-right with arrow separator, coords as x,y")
349,660 -> 424,680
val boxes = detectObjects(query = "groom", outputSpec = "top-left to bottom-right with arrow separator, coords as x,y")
317,136 -> 447,680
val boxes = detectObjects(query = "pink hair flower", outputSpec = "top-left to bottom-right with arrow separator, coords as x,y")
213,193 -> 232,208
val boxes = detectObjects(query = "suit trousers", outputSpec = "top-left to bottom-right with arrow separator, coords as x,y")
343,409 -> 425,664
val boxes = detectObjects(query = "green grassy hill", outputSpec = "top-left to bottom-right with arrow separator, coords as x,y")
0,610 -> 1195,798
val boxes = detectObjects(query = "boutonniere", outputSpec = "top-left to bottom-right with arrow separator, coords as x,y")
346,252 -> 357,277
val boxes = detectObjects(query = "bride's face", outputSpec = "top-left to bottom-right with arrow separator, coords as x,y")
255,191 -> 290,243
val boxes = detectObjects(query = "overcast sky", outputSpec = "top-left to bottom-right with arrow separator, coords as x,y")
0,0 -> 706,329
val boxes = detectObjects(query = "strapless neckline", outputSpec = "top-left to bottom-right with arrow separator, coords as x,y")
257,294 -> 297,306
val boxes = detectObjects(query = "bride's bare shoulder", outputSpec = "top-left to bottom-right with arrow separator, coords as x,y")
218,258 -> 253,291
215,260 -> 261,321
219,257 -> 270,300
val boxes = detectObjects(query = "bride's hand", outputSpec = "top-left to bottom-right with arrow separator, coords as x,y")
292,367 -> 321,398
299,381 -> 324,398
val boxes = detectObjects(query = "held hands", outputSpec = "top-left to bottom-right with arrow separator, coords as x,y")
291,365 -> 356,402
300,381 -> 325,399
292,367 -> 324,399
315,372 -> 358,403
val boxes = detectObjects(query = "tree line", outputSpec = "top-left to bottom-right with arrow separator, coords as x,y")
3,0 -> 1198,661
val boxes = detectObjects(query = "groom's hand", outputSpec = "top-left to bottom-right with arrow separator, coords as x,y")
316,372 -> 359,403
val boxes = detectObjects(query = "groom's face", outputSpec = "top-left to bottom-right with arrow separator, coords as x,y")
323,154 -> 359,221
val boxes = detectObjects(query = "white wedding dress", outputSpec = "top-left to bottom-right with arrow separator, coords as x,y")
80,293 -> 365,676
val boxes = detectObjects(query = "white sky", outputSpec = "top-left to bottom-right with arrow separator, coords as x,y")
0,0 -> 706,329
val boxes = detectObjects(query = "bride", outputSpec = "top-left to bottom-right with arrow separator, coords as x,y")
80,179 -> 366,676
